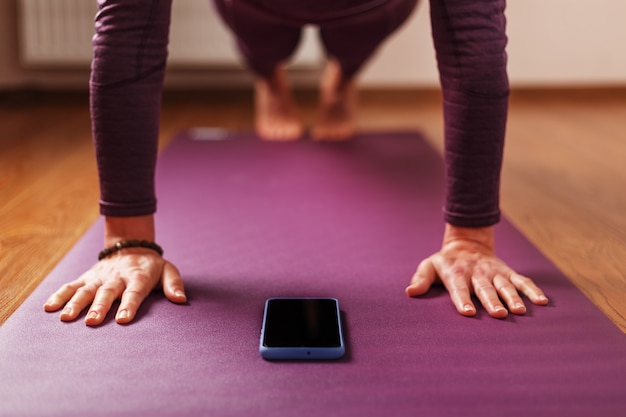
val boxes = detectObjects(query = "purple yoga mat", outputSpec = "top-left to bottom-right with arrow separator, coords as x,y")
1,131 -> 624,417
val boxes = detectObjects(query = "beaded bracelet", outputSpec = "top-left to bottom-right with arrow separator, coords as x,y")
98,240 -> 164,261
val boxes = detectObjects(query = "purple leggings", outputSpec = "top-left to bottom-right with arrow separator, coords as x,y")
212,0 -> 418,79
91,0 -> 509,227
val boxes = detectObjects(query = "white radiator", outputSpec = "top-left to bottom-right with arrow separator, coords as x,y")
18,0 -> 321,68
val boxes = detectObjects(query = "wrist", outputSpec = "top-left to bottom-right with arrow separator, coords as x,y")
104,215 -> 155,247
443,223 -> 495,251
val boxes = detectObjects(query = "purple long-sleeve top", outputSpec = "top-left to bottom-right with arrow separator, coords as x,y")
91,0 -> 508,228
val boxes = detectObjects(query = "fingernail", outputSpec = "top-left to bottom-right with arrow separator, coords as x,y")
463,304 -> 474,313
175,290 -> 185,299
117,309 -> 129,320
538,295 -> 548,303
86,311 -> 99,321
494,305 -> 506,312
61,307 -> 73,318
515,303 -> 526,312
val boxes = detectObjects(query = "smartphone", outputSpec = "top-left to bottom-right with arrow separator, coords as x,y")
260,297 -> 345,360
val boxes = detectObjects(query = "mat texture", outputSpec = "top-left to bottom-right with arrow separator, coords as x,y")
1,131 -> 625,417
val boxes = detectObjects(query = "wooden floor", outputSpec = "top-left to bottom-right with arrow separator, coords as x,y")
1,87 -> 625,332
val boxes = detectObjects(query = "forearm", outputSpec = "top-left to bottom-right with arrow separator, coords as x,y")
90,0 -> 173,217
441,90 -> 507,227
430,0 -> 509,227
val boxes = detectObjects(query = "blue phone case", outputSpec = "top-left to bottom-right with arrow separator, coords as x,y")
260,297 -> 345,360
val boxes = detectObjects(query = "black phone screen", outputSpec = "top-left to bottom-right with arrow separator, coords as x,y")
262,298 -> 342,348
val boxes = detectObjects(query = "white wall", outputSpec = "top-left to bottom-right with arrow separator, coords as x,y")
361,0 -> 626,87
507,0 -> 626,85
2,0 -> 626,89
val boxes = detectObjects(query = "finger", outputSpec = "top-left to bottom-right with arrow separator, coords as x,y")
441,268 -> 476,317
472,274 -> 508,319
162,262 -> 187,304
510,272 -> 549,305
60,282 -> 101,322
405,258 -> 438,297
493,274 -> 526,315
115,282 -> 152,324
44,280 -> 83,312
85,280 -> 125,326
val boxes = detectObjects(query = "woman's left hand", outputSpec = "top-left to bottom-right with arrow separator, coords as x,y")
406,223 -> 549,318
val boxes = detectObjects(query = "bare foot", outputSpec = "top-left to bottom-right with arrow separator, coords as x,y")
254,66 -> 303,141
311,59 -> 357,141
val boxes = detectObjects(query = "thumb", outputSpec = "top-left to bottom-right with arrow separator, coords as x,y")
162,261 -> 187,304
405,257 -> 437,297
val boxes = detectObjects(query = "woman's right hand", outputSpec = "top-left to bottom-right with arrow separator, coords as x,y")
43,214 -> 186,326
44,249 -> 186,326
